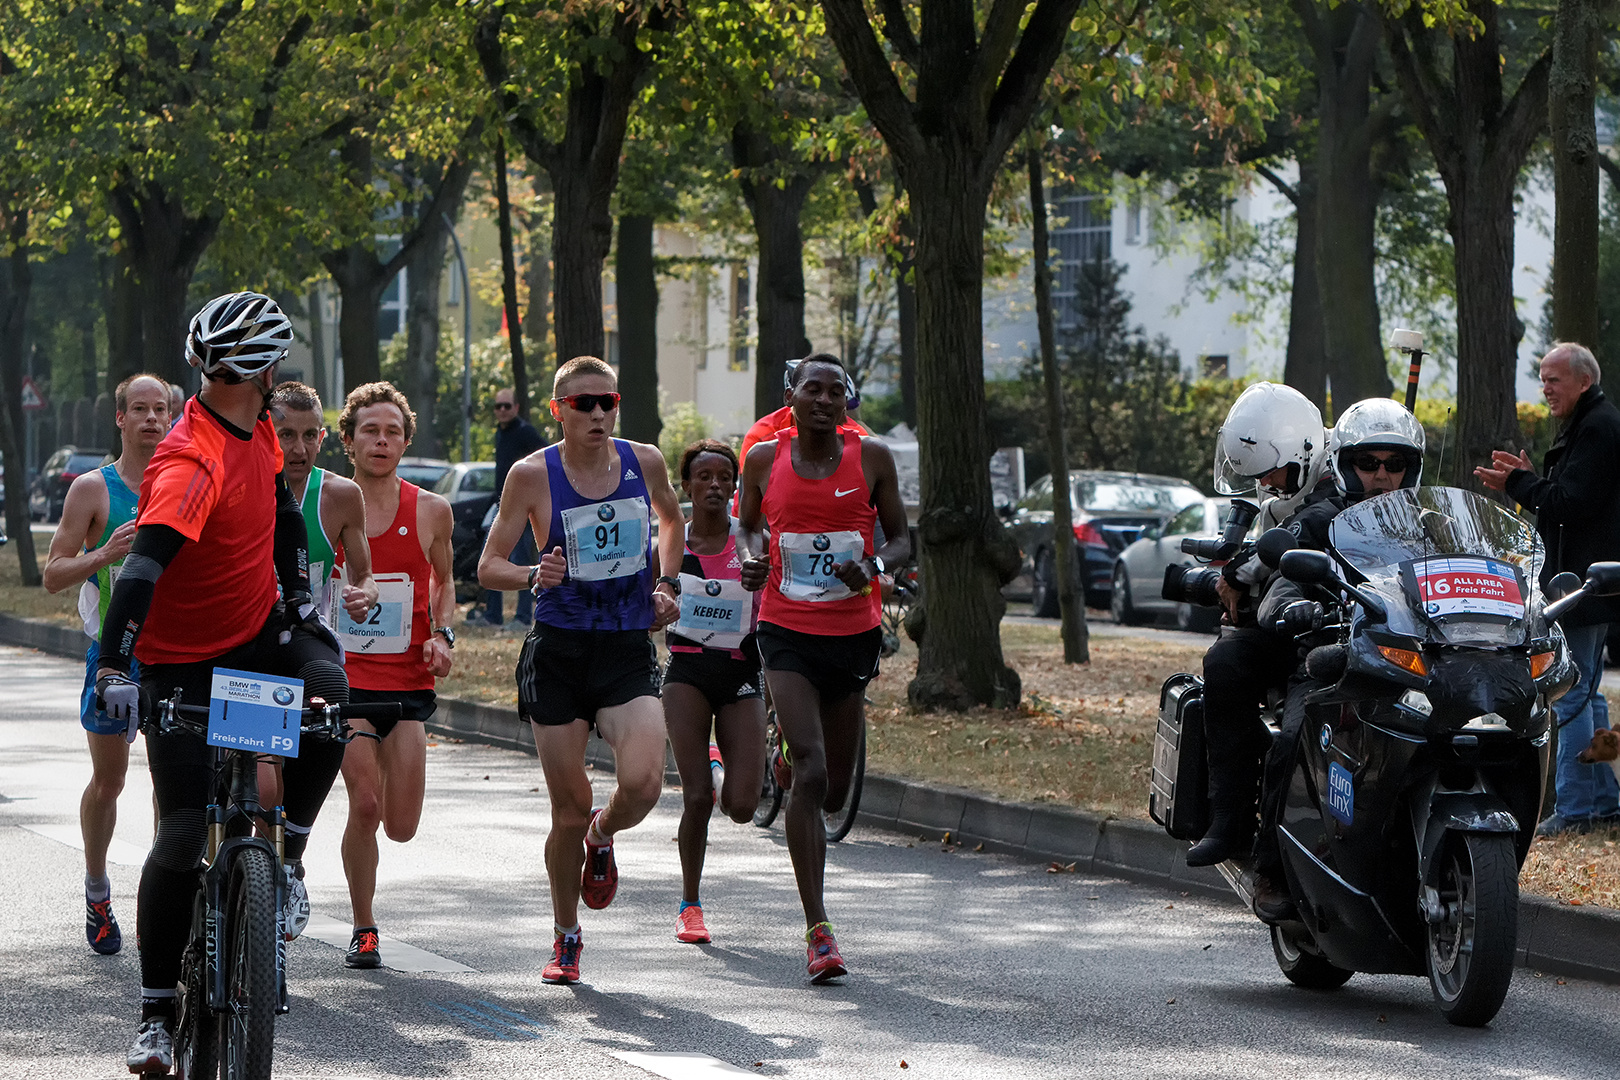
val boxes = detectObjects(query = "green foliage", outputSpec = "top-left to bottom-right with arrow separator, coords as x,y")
381,328 -> 555,464
1410,396 -> 1555,484
657,397 -> 714,481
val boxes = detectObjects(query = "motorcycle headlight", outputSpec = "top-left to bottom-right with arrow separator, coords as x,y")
1399,690 -> 1432,716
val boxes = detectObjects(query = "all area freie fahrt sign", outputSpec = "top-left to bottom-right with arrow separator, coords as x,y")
19,376 -> 47,413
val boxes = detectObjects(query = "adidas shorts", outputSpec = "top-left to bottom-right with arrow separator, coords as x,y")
663,649 -> 765,712
517,624 -> 660,727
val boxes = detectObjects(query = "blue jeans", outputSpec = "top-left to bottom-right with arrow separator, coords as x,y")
1551,622 -> 1620,821
484,522 -> 535,625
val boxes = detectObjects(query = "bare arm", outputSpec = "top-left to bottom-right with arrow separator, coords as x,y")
325,477 -> 377,621
480,454 -> 552,591
43,473 -> 119,594
737,441 -> 775,590
419,490 -> 456,677
863,437 -> 911,569
635,442 -> 685,629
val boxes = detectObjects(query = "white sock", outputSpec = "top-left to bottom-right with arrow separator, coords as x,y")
585,815 -> 610,847
85,874 -> 110,903
554,923 -> 581,941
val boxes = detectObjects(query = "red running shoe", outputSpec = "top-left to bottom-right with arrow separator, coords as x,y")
805,922 -> 846,984
581,809 -> 618,910
542,931 -> 582,984
675,905 -> 711,944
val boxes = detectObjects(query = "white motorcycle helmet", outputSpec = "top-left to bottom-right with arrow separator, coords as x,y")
1213,383 -> 1326,505
1329,398 -> 1425,498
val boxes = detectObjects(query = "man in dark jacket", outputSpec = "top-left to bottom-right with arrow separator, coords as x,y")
485,388 -> 545,627
1478,342 -> 1620,834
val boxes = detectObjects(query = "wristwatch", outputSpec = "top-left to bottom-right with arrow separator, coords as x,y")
867,555 -> 886,577
656,575 -> 681,595
433,626 -> 456,647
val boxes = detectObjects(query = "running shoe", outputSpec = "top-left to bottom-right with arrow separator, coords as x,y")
581,809 -> 618,910
283,861 -> 310,941
676,905 -> 711,944
345,926 -> 382,969
126,1017 -> 173,1074
709,743 -> 724,806
87,895 -> 122,955
773,740 -> 793,791
805,922 -> 846,984
542,931 -> 582,984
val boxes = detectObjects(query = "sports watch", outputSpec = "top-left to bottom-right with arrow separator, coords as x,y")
867,555 -> 886,577
433,626 -> 456,647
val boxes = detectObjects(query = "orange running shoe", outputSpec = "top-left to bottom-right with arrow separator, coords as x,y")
772,740 -> 793,791
581,809 -> 618,910
805,922 -> 846,984
542,931 -> 582,984
675,905 -> 711,944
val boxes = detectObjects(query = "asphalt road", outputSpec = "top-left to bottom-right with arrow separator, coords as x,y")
1,644 -> 1615,1080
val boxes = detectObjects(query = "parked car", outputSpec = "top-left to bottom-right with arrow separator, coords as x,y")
1007,470 -> 1203,615
433,462 -> 497,595
1109,497 -> 1237,634
397,456 -> 454,490
30,446 -> 110,522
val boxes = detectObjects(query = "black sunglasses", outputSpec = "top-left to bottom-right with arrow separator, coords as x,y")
493,401 -> 515,410
1352,454 -> 1407,474
555,392 -> 621,413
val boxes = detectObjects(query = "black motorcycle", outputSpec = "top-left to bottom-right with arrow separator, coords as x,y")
1152,486 -> 1618,1026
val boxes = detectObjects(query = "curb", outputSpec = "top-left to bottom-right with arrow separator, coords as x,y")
4,612 -> 1618,985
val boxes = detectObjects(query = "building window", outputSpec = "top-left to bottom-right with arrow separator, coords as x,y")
1201,354 -> 1230,379
1051,193 -> 1112,331
694,271 -> 710,370
730,264 -> 750,371
1124,190 -> 1142,245
377,236 -> 406,342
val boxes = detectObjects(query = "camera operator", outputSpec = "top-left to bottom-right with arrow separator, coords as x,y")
1185,384 -> 1335,868
1250,399 -> 1424,919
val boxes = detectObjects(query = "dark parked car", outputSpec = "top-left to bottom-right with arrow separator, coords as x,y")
397,457 -> 454,490
30,446 -> 111,523
434,462 -> 497,596
1006,470 -> 1203,616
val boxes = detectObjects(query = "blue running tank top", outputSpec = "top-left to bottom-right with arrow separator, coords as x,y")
535,439 -> 656,631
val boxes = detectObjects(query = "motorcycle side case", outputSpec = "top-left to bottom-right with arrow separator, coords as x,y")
1151,673 -> 1209,840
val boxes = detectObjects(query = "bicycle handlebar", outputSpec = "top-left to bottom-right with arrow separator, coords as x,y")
146,692 -> 401,744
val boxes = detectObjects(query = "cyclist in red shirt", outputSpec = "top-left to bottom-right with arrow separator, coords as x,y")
95,292 -> 352,1074
737,353 -> 909,982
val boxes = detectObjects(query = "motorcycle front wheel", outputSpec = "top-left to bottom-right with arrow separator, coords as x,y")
1426,831 -> 1518,1027
1270,924 -> 1352,990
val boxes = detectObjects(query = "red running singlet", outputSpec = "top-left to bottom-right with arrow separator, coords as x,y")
339,480 -> 434,691
759,431 -> 879,635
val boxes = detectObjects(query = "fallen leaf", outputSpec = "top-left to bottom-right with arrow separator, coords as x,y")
753,1063 -> 764,1069
1202,944 -> 1212,950
1166,903 -> 1174,909
974,842 -> 984,852
529,787 -> 539,792
1086,895 -> 1100,900
942,831 -> 952,843
483,775 -> 490,780
900,1062 -> 909,1070
1556,978 -> 1567,985
1165,998 -> 1175,1005
1376,1015 -> 1387,1024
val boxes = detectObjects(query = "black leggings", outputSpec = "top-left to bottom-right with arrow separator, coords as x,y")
136,615 -> 348,995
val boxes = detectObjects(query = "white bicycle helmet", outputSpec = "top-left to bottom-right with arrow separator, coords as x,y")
1330,398 -> 1425,497
185,292 -> 293,381
1213,382 -> 1325,501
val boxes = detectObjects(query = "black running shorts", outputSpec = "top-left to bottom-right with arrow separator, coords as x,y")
755,621 -> 882,703
347,686 -> 437,741
663,649 -> 765,712
517,624 -> 661,727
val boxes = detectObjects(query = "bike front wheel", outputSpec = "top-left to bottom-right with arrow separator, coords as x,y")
823,720 -> 866,843
219,846 -> 279,1080
753,714 -> 784,828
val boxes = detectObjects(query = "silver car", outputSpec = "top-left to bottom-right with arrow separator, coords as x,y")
1109,497 -> 1235,633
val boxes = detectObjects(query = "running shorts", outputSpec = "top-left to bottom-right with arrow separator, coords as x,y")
347,686 -> 437,741
81,638 -> 139,736
517,624 -> 660,727
663,649 -> 765,712
755,621 -> 882,702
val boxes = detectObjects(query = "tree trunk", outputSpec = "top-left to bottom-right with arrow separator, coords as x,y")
325,245 -> 388,391
616,214 -> 661,443
111,183 -> 219,388
306,285 -> 327,403
404,224 -> 450,458
522,187 -> 552,351
895,230 -> 918,429
102,248 -> 143,396
1282,162 -> 1328,409
495,136 -> 530,420
550,167 -> 611,366
1550,0 -> 1604,350
733,123 -> 815,416
0,204 -> 41,585
1028,147 -> 1087,663
1449,174 -> 1525,484
1310,1 -> 1390,408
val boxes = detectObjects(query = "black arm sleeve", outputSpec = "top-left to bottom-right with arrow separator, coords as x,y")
98,524 -> 187,673
274,470 -> 311,599
1505,423 -> 1620,528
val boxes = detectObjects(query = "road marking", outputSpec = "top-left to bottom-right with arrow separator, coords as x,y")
429,999 -> 550,1041
614,1052 -> 759,1078
302,914 -> 475,973
18,822 -> 150,866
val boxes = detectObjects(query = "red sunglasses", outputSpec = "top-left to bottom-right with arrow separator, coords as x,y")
554,392 -> 621,413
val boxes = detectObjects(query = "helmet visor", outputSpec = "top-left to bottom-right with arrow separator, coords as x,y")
1214,444 -> 1262,495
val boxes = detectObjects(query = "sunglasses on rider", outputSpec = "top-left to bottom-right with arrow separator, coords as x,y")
1352,454 -> 1407,475
554,392 -> 621,413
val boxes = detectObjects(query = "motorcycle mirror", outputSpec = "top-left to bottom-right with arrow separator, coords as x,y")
1279,549 -> 1334,585
1547,571 -> 1583,601
1585,562 -> 1620,597
1255,528 -> 1297,569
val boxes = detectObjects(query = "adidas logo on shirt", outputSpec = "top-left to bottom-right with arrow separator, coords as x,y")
624,466 -> 639,480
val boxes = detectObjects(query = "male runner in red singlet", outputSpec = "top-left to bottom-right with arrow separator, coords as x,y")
43,373 -> 169,955
333,382 -> 455,969
737,352 -> 909,983
479,355 -> 683,985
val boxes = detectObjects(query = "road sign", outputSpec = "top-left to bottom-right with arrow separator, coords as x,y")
20,376 -> 47,413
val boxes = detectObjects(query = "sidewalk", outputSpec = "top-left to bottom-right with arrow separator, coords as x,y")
4,609 -> 1617,986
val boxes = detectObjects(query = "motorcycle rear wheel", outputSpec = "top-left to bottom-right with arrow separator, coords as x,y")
1427,832 -> 1518,1027
1270,924 -> 1353,990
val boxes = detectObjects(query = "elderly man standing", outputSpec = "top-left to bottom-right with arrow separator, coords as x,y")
1477,342 -> 1620,834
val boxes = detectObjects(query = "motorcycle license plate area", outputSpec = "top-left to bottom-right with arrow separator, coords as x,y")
206,667 -> 302,758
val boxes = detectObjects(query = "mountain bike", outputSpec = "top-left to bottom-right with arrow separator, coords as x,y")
143,688 -> 397,1080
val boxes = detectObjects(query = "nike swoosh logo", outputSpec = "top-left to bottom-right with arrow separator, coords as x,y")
834,487 -> 861,497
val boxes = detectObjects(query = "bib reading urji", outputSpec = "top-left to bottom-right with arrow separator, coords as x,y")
536,440 -> 656,632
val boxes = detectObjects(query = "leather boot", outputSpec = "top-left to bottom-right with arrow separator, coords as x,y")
1186,743 -> 1261,868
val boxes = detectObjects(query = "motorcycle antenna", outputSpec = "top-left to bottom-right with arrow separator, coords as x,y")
1437,406 -> 1453,484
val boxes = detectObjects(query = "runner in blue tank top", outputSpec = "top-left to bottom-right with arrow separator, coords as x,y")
42,374 -> 171,955
478,356 -> 684,985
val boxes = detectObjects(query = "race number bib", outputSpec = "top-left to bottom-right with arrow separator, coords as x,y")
338,572 -> 414,654
561,497 -> 649,582
673,573 -> 752,650
777,530 -> 862,602
1404,556 -> 1526,620
207,667 -> 302,758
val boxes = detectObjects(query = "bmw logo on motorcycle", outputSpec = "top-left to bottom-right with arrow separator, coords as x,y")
1319,724 -> 1333,750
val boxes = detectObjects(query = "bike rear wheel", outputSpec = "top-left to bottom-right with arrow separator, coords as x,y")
219,846 -> 279,1080
173,915 -> 218,1080
822,720 -> 866,843
753,714 -> 784,828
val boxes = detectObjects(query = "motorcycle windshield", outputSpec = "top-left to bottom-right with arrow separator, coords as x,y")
1328,487 -> 1543,647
